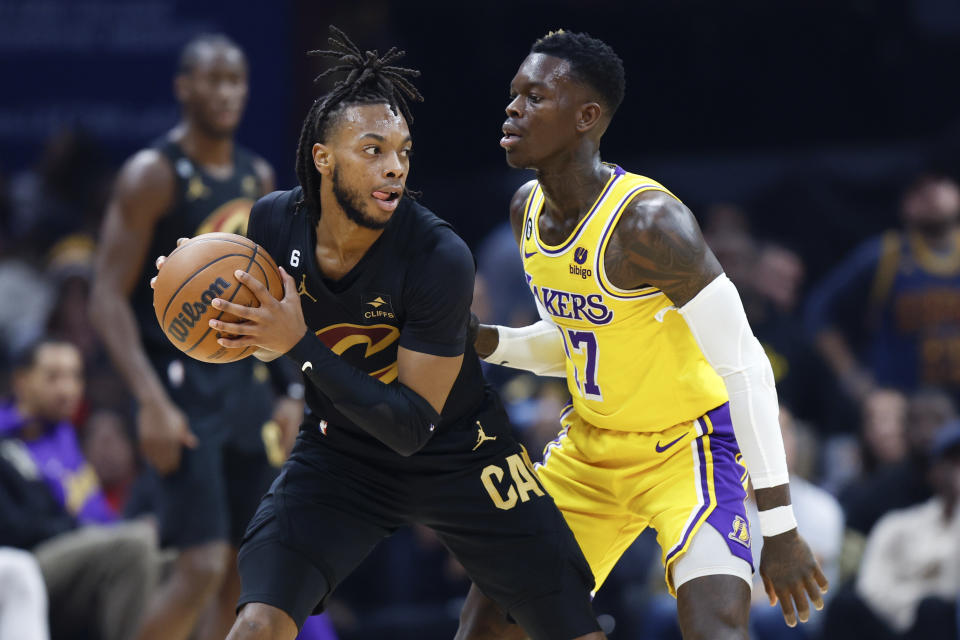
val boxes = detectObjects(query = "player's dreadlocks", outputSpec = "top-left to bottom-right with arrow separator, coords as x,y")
532,30 -> 625,116
295,26 -> 422,215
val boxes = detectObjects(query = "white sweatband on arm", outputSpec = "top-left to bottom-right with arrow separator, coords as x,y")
483,320 -> 567,377
757,505 -> 798,537
679,273 -> 790,490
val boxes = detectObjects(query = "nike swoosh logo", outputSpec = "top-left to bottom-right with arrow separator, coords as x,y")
655,434 -> 685,453
523,250 -> 537,259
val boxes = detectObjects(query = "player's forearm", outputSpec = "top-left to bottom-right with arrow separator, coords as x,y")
474,325 -> 499,359
680,274 -> 797,537
285,332 -> 440,456
89,285 -> 168,404
479,321 -> 567,377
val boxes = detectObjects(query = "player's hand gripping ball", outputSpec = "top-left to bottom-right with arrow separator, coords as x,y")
152,233 -> 283,363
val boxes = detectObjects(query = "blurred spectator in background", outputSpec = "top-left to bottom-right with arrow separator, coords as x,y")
824,421 -> 960,640
0,547 -> 49,640
474,221 -> 539,328
8,128 -> 112,258
82,409 -> 138,516
841,386 -> 957,534
0,338 -> 157,640
747,407 -> 845,640
860,388 -> 908,473
806,173 -> 960,406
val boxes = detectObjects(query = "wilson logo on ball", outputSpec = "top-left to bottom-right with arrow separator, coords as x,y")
167,277 -> 232,342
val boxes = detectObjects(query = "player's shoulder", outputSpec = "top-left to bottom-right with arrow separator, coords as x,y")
234,144 -> 275,193
251,187 -> 301,219
400,199 -> 474,273
247,187 -> 303,251
111,148 -> 177,211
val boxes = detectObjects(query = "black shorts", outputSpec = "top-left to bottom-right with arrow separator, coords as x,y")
151,353 -> 278,548
237,392 -> 599,640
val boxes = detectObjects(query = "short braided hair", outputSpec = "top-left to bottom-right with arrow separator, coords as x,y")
295,26 -> 422,215
532,30 -> 625,115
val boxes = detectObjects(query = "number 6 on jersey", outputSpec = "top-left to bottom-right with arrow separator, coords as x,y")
564,329 -> 603,400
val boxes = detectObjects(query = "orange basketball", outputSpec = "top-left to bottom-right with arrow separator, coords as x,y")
152,232 -> 284,363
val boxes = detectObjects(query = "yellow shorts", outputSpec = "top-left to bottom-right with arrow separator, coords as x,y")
535,402 -> 752,596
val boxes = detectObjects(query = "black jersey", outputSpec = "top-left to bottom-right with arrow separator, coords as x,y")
133,137 -> 264,356
246,187 -> 486,459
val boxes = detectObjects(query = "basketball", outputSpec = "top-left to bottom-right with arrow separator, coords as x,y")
152,232 -> 284,363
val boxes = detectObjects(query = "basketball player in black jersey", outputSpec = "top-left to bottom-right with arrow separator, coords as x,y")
164,28 -> 604,640
90,35 -> 301,640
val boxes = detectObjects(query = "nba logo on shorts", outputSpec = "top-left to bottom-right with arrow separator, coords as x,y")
574,247 -> 588,265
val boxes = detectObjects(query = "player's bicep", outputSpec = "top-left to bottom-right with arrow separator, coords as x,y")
93,152 -> 174,297
606,190 -> 722,307
397,347 -> 464,414
399,233 -> 476,356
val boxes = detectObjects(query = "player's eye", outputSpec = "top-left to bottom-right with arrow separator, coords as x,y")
401,148 -> 413,158
528,94 -> 542,104
508,92 -> 518,100
363,146 -> 379,156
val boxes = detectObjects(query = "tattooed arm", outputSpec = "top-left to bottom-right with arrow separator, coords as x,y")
603,190 -> 721,305
606,191 -> 827,627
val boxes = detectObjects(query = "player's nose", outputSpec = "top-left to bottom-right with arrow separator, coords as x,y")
382,153 -> 405,179
505,95 -> 522,118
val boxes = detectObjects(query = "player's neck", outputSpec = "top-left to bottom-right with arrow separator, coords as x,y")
172,122 -> 235,172
314,193 -> 386,275
535,151 -> 611,221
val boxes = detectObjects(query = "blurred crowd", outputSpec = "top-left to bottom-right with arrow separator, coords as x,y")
1,126 -> 959,639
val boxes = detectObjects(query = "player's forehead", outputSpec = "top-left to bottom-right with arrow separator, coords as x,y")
187,43 -> 247,76
332,103 -> 411,145
511,53 -> 573,92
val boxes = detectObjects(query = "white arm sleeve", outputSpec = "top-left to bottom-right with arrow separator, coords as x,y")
678,273 -> 790,489
481,299 -> 567,377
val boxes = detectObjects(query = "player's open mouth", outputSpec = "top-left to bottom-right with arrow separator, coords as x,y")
372,188 -> 402,212
500,124 -> 523,150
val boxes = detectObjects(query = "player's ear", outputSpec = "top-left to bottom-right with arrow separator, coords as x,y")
312,143 -> 333,176
576,102 -> 603,134
173,73 -> 190,104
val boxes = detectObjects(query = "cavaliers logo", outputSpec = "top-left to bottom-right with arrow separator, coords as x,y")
194,198 -> 255,236
315,323 -> 400,383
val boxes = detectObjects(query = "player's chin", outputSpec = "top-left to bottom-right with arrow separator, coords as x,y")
503,149 -> 530,169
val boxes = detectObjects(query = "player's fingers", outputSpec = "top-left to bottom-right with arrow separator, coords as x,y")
211,298 -> 257,319
791,584 -> 811,623
813,564 -> 830,593
803,575 -> 825,611
150,276 -> 157,290
181,431 -> 198,449
234,270 -> 271,302
762,574 -> 777,607
209,318 -> 255,335
217,335 -> 257,348
155,255 -> 166,270
778,588 -> 797,627
176,237 -> 190,247
279,266 -> 297,301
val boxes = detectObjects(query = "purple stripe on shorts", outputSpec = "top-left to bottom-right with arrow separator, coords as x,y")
664,422 -> 712,566
703,403 -> 755,569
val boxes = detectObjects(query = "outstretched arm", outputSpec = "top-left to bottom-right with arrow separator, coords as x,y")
473,182 -> 568,376
606,189 -> 828,627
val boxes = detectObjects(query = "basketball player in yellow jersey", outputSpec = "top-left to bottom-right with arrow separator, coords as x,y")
457,31 -> 828,640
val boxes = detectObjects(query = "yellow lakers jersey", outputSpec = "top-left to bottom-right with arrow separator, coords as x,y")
520,164 -> 727,432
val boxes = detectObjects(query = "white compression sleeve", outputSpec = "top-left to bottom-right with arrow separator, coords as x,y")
679,273 -> 790,489
482,319 -> 567,377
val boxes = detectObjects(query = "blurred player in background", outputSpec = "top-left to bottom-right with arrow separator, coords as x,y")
90,34 -> 301,640
460,30 -> 826,640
